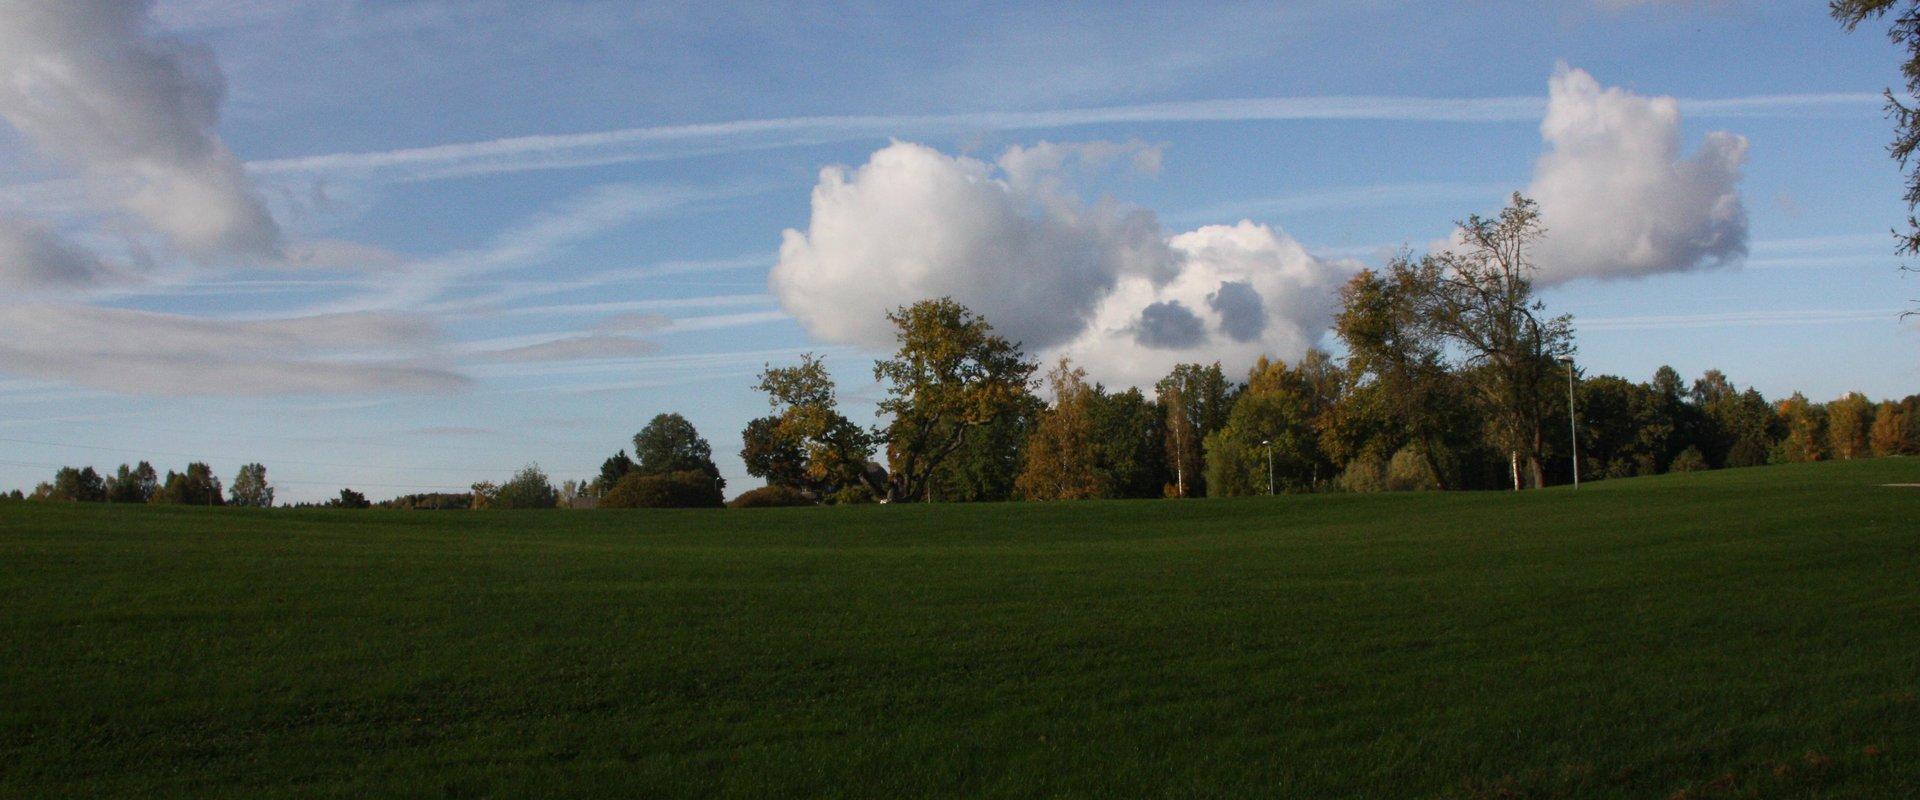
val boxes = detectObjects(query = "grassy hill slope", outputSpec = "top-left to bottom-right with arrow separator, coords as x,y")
2,459 -> 1916,798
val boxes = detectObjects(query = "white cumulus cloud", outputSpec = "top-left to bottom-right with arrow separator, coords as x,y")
771,140 -> 1358,388
0,0 -> 281,260
1059,221 -> 1356,387
1526,65 -> 1748,283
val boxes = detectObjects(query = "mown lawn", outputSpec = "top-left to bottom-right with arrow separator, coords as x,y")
2,459 -> 1916,798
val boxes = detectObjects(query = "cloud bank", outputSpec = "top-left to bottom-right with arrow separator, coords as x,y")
0,0 -> 281,260
1527,65 -> 1748,282
771,141 -> 1358,388
770,67 -> 1759,386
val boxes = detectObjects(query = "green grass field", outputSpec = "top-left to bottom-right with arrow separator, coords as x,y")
2,460 -> 1916,798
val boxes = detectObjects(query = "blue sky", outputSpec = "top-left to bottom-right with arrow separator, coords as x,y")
0,0 -> 1913,502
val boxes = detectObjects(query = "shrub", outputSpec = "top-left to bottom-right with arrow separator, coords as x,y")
1668,446 -> 1709,474
1385,445 -> 1441,491
601,469 -> 723,509
826,484 -> 876,505
1336,452 -> 1387,493
727,485 -> 815,508
1724,437 -> 1769,468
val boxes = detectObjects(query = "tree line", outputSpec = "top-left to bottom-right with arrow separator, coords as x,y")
10,461 -> 271,506
5,196 -> 1915,509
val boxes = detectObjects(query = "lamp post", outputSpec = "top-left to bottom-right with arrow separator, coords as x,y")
1261,439 -> 1273,496
1559,355 -> 1579,489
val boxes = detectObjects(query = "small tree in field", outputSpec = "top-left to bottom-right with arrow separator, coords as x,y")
469,481 -> 499,510
229,463 -> 273,507
106,462 -> 158,504
494,465 -> 557,509
333,488 -> 371,509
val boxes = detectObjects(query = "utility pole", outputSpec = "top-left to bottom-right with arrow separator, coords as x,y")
1261,439 -> 1273,496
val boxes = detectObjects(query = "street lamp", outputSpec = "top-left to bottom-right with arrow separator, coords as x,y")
1260,439 -> 1273,496
1559,355 -> 1579,489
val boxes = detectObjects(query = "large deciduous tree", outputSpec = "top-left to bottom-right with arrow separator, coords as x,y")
1404,194 -> 1575,489
633,413 -> 722,492
1834,0 -> 1920,303
1331,265 -> 1467,488
741,353 -> 873,501
927,394 -> 1041,502
872,298 -> 1037,503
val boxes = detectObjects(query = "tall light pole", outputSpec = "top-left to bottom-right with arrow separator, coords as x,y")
1560,355 -> 1579,489
1261,439 -> 1273,496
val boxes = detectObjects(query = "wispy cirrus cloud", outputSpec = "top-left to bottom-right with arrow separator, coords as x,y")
468,333 -> 660,364
239,91 -> 1877,187
1168,181 -> 1511,226
312,181 -> 759,315
1581,308 -> 1905,331
0,304 -> 466,396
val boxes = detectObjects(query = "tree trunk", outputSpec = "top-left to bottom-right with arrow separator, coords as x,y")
1419,431 -> 1449,491
1526,421 -> 1546,489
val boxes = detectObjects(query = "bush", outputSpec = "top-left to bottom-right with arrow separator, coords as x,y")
1668,446 -> 1709,474
1336,452 -> 1387,493
1724,437 -> 1769,469
1384,445 -> 1441,491
727,485 -> 815,508
601,470 -> 723,509
826,483 -> 877,505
